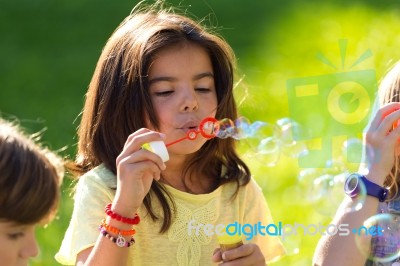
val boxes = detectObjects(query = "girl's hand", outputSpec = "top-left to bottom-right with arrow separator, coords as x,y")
212,243 -> 266,266
113,128 -> 166,213
364,102 -> 400,184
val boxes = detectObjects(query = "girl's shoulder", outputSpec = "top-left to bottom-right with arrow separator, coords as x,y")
77,164 -> 117,189
239,177 -> 264,197
220,177 -> 265,201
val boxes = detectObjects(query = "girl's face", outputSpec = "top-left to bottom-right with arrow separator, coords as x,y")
148,43 -> 218,155
0,222 -> 39,266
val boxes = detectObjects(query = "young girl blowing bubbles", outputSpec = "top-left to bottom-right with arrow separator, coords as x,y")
56,2 -> 285,265
313,61 -> 400,266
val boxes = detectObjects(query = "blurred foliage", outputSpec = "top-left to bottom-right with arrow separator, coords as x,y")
1,0 -> 400,265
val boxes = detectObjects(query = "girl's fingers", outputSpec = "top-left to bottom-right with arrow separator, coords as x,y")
369,102 -> 400,128
376,109 -> 400,135
218,244 -> 265,266
117,135 -> 166,168
212,249 -> 222,263
117,149 -> 166,172
123,128 -> 152,149
387,120 -> 400,142
123,129 -> 165,152
222,244 -> 254,262
153,172 -> 161,181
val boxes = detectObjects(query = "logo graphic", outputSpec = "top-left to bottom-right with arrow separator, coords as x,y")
187,219 -> 383,241
287,39 -> 377,167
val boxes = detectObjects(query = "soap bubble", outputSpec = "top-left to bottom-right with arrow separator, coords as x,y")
297,168 -> 326,199
343,138 -> 376,166
355,213 -> 400,263
169,116 -> 310,166
296,159 -> 360,216
243,121 -> 281,166
277,118 -> 309,158
215,118 -> 235,139
233,116 -> 252,139
252,137 -> 281,167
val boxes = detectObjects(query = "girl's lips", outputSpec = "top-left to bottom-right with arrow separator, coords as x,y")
179,126 -> 199,134
178,120 -> 200,130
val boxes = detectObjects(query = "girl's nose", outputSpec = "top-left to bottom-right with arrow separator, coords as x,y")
181,90 -> 199,112
19,230 -> 39,259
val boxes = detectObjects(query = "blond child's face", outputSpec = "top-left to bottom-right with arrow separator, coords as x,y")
0,222 -> 39,266
148,43 -> 218,155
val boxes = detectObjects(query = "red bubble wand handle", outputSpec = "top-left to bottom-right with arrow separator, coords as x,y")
165,130 -> 199,147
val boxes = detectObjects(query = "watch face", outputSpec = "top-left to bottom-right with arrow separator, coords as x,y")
347,177 -> 358,190
345,174 -> 360,195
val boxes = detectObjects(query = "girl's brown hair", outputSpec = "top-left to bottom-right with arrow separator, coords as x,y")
378,61 -> 400,198
0,119 -> 63,224
72,2 -> 250,232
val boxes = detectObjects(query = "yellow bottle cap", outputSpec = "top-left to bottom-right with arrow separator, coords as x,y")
217,232 -> 243,245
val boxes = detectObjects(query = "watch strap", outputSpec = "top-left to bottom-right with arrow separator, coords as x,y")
361,176 -> 389,202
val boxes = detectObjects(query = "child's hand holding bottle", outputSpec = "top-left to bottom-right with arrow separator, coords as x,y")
113,129 -> 167,215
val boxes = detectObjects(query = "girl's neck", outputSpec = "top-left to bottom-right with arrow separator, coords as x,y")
161,157 -> 217,194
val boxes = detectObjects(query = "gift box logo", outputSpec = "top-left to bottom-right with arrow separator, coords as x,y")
286,40 -> 377,168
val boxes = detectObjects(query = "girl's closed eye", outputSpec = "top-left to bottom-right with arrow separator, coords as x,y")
154,90 -> 174,96
195,87 -> 212,93
7,232 -> 24,240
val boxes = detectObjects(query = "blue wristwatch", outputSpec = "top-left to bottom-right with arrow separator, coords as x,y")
344,173 -> 389,202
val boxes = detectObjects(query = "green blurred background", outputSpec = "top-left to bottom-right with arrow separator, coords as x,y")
2,0 -> 400,265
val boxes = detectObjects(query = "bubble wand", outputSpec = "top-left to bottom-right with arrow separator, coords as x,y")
145,115 -> 307,167
142,117 -> 219,162
165,117 -> 219,147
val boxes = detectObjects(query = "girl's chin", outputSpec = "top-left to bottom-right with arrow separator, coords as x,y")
167,139 -> 206,153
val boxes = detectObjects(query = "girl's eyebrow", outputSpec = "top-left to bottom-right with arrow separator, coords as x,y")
149,72 -> 214,84
193,72 -> 214,80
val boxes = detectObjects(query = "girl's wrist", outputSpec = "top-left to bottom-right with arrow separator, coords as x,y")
364,170 -> 388,186
358,163 -> 389,186
113,190 -> 142,212
111,200 -> 140,218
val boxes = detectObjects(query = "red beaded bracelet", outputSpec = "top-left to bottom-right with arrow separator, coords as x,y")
104,203 -> 140,225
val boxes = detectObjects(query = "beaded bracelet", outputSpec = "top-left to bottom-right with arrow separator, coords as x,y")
104,203 -> 140,225
100,219 -> 136,236
99,227 -> 135,247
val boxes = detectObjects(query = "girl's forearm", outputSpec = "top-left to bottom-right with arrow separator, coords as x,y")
313,196 -> 380,266
81,205 -> 139,266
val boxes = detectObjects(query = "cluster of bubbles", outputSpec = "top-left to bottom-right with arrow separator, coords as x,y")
298,166 -> 356,215
296,137 -> 400,263
207,116 -> 309,166
296,137 -> 380,216
204,116 -> 400,262
295,138 -> 372,221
